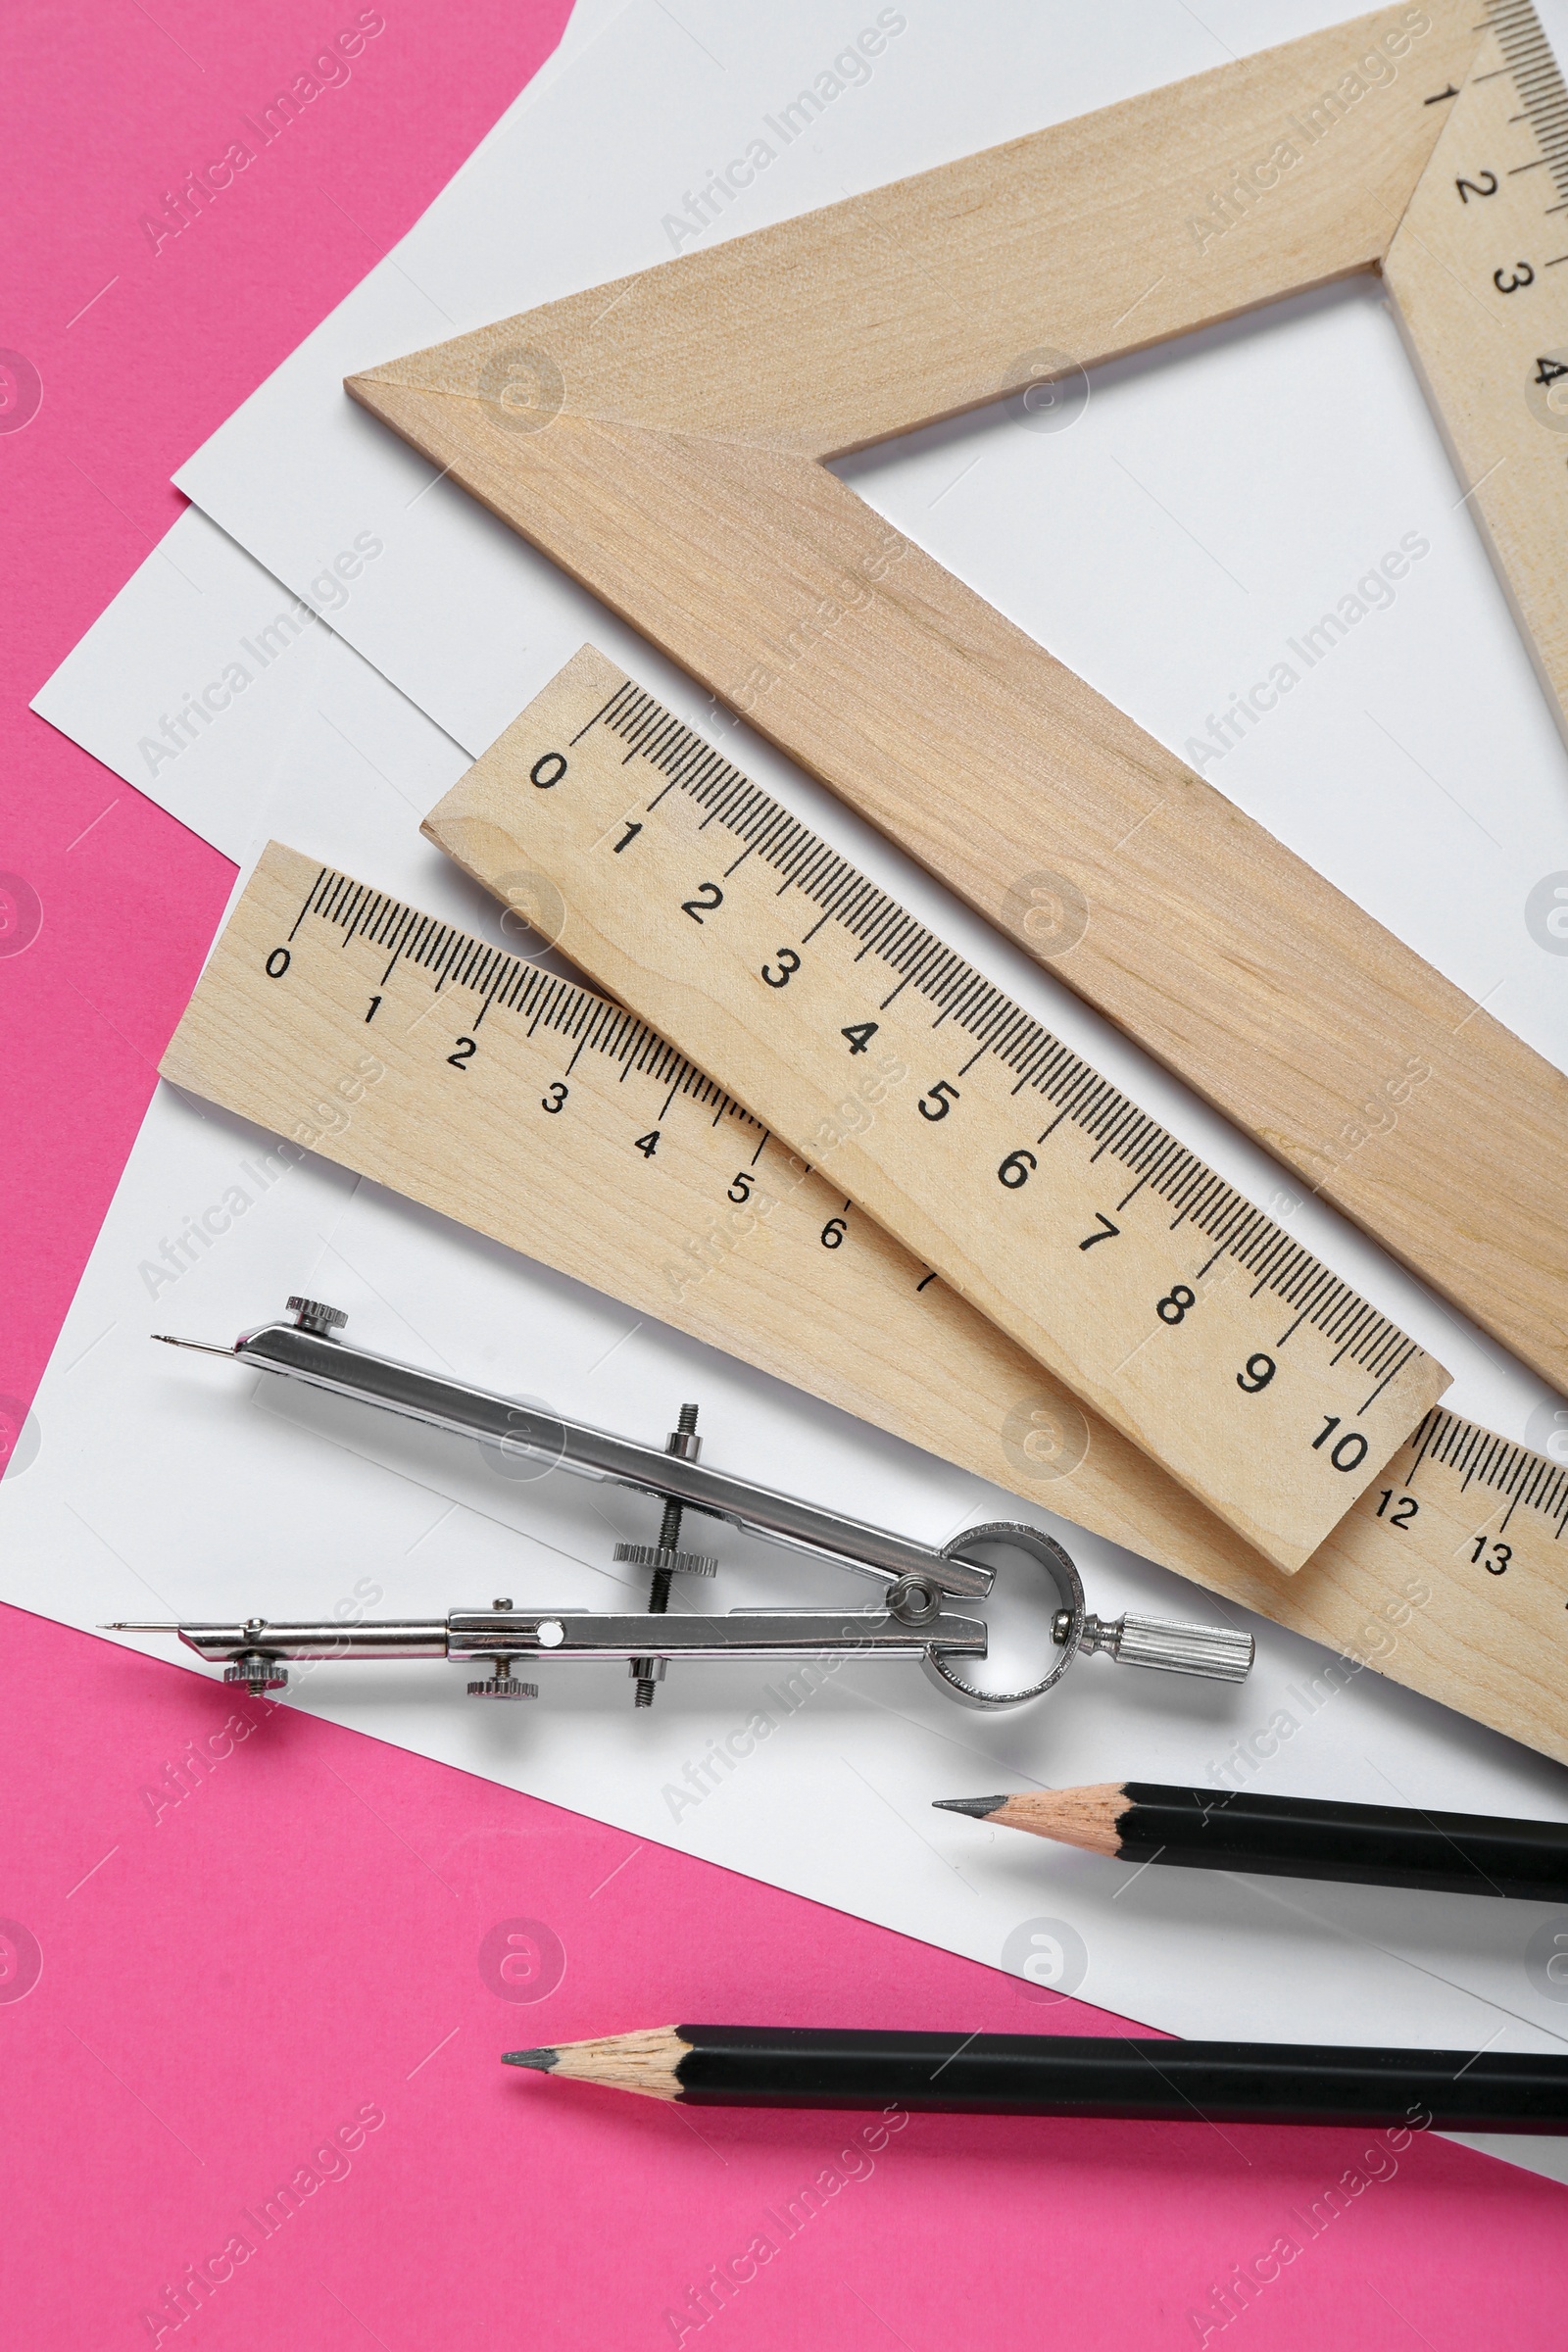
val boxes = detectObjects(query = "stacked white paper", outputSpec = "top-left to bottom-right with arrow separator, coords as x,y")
22,0 -> 1568,2182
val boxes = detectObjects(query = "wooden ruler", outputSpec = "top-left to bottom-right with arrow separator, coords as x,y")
160,840 -> 1568,1762
425,650 -> 1446,1575
1387,0 -> 1568,735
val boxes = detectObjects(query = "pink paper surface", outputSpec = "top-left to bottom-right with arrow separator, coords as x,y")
4,1609 -> 1564,2351
2,5 -> 1563,2345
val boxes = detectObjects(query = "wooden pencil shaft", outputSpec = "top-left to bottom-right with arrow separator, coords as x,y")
661,2028 -> 1568,2130
1107,1784 -> 1568,1899
347,4 -> 1568,1401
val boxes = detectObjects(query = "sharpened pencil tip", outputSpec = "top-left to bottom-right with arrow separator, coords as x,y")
502,2047 -> 560,2071
933,1795 -> 1006,1820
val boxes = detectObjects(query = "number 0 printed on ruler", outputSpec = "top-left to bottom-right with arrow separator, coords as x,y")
424,648 -> 1450,1574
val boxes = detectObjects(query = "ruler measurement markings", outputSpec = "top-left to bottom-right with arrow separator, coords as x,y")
1415,1407 -> 1568,1538
1472,1431 -> 1514,1495
567,687 -> 623,747
410,919 -> 444,973
285,866 -> 327,942
337,885 -> 373,951
306,884 -> 1379,1418
654,762 -> 1415,1396
1385,3 -> 1568,749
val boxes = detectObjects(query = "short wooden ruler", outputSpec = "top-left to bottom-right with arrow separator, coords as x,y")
426,649 -> 1447,1575
162,841 -> 1568,1763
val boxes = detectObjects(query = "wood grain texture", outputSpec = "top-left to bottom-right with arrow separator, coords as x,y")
948,1789 -> 1127,1857
344,5 -> 1568,1399
360,6 -> 1475,459
161,844 -> 1568,1766
1385,9 -> 1568,744
427,645 -> 1448,1574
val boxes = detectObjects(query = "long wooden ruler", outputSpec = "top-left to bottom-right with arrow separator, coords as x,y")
1387,0 -> 1568,735
160,840 -> 1568,1762
425,650 -> 1446,1576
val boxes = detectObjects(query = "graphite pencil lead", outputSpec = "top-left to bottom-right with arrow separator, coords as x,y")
502,2047 -> 561,2071
934,1786 -> 1128,1855
932,1795 -> 1006,1819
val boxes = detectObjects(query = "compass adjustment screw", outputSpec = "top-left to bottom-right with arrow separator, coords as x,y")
286,1296 -> 348,1339
612,1541 -> 717,1578
467,1673 -> 539,1700
466,1604 -> 537,1699
225,1649 -> 288,1694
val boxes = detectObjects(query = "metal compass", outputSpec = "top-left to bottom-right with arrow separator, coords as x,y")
118,1296 -> 1253,1711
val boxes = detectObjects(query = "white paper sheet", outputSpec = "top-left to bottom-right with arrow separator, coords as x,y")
163,0 -> 1406,760
20,0 -> 1568,2182
27,0 -> 633,861
17,520 -> 1568,2182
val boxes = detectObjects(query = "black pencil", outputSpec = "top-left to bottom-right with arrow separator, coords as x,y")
502,2026 -> 1568,2129
933,1782 -> 1568,1900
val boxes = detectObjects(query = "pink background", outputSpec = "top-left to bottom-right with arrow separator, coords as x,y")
2,4 -> 1562,2343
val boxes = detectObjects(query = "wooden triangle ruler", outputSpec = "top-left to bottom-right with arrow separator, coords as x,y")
160,831 -> 1568,1765
343,0 -> 1568,1407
